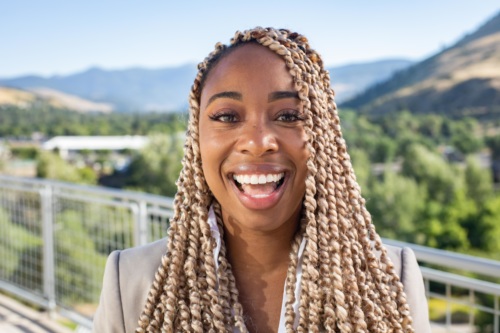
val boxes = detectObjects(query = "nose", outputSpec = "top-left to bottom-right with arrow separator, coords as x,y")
236,120 -> 278,156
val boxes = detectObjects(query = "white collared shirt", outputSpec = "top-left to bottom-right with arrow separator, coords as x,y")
208,206 -> 307,333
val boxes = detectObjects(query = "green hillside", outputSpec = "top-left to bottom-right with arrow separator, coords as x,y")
343,11 -> 500,120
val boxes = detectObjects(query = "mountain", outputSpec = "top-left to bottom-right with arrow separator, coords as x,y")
0,86 -> 36,108
328,59 -> 413,103
0,65 -> 198,112
0,60 -> 412,113
0,86 -> 113,113
342,11 -> 500,119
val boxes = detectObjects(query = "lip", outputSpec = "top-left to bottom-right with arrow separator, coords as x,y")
226,163 -> 290,210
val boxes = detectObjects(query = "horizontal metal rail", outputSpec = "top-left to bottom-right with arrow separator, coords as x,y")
421,267 -> 500,296
383,238 -> 500,278
0,175 -> 174,207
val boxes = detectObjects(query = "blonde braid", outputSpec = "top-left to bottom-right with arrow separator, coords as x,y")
284,217 -> 305,332
213,201 -> 248,332
319,76 -> 384,329
307,82 -> 352,332
136,27 -> 415,333
211,202 -> 236,331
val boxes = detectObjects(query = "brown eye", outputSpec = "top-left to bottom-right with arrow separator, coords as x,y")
276,110 -> 304,123
209,110 -> 239,123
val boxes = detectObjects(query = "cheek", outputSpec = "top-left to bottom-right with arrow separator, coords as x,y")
199,140 -> 216,177
199,130 -> 227,192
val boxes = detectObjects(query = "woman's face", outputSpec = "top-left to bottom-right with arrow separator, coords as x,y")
199,43 -> 309,233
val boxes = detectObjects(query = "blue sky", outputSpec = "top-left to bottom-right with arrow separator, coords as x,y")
1,1 -> 499,78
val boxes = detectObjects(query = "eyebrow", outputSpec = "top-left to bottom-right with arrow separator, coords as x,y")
268,91 -> 299,102
207,91 -> 242,106
206,90 -> 299,106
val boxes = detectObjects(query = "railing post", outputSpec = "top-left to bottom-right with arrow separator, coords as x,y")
495,296 -> 499,333
469,290 -> 475,329
134,200 -> 148,247
40,184 -> 56,317
446,284 -> 451,331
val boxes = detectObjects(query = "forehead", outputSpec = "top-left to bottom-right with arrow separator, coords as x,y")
216,43 -> 286,69
201,43 -> 294,96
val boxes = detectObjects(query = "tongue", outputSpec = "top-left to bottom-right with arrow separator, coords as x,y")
241,183 -> 277,196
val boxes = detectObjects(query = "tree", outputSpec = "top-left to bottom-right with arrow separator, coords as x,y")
401,144 -> 461,204
419,114 -> 444,141
399,144 -> 479,251
450,119 -> 483,154
366,171 -> 425,242
349,148 -> 371,193
0,208 -> 42,281
378,110 -> 419,139
36,151 -> 97,184
54,210 -> 106,304
435,189 -> 475,251
464,157 -> 493,207
473,196 -> 500,253
486,135 -> 500,160
372,136 -> 397,163
125,133 -> 184,196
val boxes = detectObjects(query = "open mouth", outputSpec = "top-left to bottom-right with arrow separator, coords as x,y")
232,173 -> 285,197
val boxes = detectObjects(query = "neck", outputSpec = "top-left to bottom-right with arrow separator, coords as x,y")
222,216 -> 299,275
220,211 -> 301,333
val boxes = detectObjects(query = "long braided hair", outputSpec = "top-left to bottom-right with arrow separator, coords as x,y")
136,27 -> 414,333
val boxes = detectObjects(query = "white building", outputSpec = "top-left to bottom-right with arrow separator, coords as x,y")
42,136 -> 149,159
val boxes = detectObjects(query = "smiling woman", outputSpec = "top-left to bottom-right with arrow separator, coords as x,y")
92,27 -> 431,333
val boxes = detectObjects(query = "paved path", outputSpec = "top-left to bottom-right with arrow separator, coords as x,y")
0,293 -> 75,333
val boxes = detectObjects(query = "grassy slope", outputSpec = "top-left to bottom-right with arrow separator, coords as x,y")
342,11 -> 500,119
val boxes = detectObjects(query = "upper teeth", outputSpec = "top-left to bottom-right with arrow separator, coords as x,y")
233,173 -> 284,185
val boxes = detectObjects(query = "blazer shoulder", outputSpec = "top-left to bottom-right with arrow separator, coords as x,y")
119,237 -> 167,277
118,238 -> 168,332
93,250 -> 125,332
383,243 -> 404,276
382,244 -> 432,333
93,238 -> 168,333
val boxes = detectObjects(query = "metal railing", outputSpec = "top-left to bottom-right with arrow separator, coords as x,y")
0,175 -> 173,329
384,239 -> 500,333
1,175 -> 499,332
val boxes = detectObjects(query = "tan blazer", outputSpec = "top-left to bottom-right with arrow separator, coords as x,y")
92,238 -> 431,333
